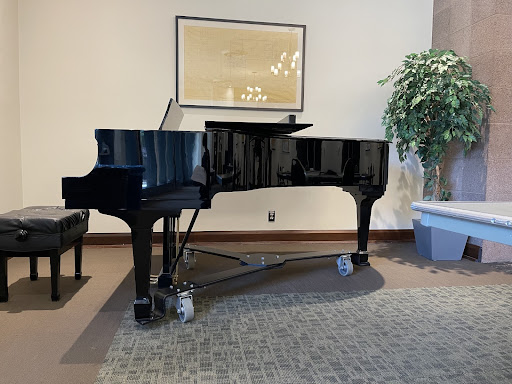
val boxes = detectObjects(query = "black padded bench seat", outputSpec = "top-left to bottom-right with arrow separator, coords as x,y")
0,206 -> 89,301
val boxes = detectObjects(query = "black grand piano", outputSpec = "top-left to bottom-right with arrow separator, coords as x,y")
62,117 -> 389,324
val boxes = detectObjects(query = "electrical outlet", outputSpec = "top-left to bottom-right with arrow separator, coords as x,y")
268,210 -> 275,222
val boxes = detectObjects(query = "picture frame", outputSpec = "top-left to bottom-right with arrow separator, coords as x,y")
176,16 -> 306,111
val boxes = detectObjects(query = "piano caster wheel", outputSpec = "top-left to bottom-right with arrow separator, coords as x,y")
184,250 -> 196,270
176,295 -> 194,323
337,256 -> 353,276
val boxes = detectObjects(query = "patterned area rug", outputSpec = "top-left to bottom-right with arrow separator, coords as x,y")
96,285 -> 512,384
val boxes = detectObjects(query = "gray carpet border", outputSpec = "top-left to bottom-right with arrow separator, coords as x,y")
96,285 -> 512,384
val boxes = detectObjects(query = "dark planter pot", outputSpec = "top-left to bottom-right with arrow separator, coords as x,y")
412,219 -> 468,261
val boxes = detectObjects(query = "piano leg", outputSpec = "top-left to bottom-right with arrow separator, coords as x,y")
131,227 -> 153,321
99,209 -> 185,323
158,216 -> 174,288
354,196 -> 380,266
347,188 -> 382,266
0,253 -> 7,301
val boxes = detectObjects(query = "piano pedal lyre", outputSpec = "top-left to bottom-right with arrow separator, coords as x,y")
172,217 -> 180,286
179,216 -> 196,270
184,250 -> 196,269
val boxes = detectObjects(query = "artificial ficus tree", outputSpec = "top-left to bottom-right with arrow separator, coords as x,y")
378,49 -> 494,201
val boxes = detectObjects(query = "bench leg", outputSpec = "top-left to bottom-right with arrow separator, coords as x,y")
0,255 -> 7,302
30,256 -> 38,280
50,252 -> 60,301
74,237 -> 83,280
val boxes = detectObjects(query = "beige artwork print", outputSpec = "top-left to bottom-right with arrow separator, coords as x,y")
183,25 -> 300,106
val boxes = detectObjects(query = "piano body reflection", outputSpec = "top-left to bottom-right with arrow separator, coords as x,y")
62,121 -> 389,323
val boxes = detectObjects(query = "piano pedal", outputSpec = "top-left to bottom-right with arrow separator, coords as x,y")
149,275 -> 159,285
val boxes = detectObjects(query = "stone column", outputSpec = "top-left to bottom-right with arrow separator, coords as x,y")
432,0 -> 512,262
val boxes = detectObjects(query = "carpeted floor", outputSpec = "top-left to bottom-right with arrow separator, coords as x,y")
1,241 -> 512,383
95,285 -> 512,384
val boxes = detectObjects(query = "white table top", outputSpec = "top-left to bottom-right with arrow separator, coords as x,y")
411,201 -> 512,227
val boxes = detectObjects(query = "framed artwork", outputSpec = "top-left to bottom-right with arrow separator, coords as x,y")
176,16 -> 306,111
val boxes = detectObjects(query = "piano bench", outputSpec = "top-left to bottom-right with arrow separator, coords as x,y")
0,206 -> 89,302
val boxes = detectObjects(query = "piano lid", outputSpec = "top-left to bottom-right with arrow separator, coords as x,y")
204,121 -> 313,135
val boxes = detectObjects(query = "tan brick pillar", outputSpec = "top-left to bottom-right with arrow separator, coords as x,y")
432,0 -> 512,262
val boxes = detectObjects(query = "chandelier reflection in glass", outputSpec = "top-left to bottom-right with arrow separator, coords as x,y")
270,28 -> 302,79
241,72 -> 267,102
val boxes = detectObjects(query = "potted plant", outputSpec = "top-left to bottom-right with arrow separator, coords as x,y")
378,49 -> 494,260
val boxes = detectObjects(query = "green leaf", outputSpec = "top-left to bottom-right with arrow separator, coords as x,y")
379,48 -> 494,201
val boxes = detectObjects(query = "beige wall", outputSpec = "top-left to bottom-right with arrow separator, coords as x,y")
16,0 -> 433,233
0,0 -> 22,213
